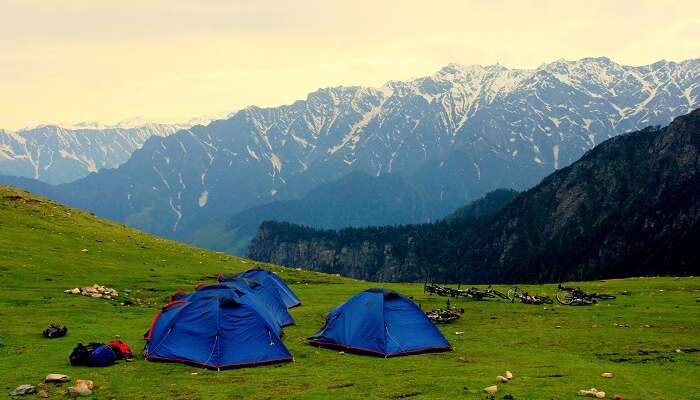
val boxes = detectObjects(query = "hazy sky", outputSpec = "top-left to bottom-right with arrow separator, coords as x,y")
2,0 -> 698,130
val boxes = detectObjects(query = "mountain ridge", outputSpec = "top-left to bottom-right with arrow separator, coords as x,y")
246,109 -> 700,282
1,57 -> 698,245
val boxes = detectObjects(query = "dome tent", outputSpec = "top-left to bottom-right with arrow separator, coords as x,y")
144,295 -> 292,369
224,278 -> 294,327
220,268 -> 301,308
186,281 -> 294,328
308,288 -> 451,357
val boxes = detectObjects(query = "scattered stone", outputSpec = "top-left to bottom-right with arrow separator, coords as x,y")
38,391 -> 49,398
10,384 -> 36,396
338,351 -> 345,355
45,373 -> 70,383
505,371 -> 513,380
64,284 -> 118,299
675,348 -> 682,353
496,375 -> 508,383
601,372 -> 613,378
578,388 -> 605,398
67,386 -> 92,397
555,325 -> 562,329
74,380 -> 93,391
80,249 -> 88,253
484,385 -> 498,395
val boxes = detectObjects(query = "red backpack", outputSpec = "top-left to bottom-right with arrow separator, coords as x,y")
108,338 -> 134,360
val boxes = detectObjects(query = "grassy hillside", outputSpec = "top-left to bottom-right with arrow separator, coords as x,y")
0,185 -> 698,399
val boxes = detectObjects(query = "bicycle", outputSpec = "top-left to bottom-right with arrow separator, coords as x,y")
556,284 -> 616,306
507,286 -> 553,305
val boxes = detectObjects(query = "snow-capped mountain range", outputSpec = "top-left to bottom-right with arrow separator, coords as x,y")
2,57 -> 698,245
0,115 -> 228,184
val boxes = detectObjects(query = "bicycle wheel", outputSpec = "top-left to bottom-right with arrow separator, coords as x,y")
507,287 -> 520,302
556,290 -> 574,305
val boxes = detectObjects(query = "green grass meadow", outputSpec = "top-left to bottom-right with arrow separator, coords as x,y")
1,186 -> 699,399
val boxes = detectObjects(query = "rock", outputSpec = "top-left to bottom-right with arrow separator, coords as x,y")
80,249 -> 88,253
38,391 -> 49,398
601,372 -> 613,378
74,380 -> 93,390
10,384 -> 36,395
612,395 -> 624,400
67,386 -> 92,397
484,385 -> 498,394
578,388 -> 606,398
505,371 -> 513,380
45,373 -> 70,383
496,375 -> 508,383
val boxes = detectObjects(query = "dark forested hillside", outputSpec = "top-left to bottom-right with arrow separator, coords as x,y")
247,188 -> 520,281
247,109 -> 700,283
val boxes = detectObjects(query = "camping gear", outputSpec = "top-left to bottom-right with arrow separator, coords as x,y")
144,296 -> 293,369
69,343 -> 117,367
108,337 -> 134,360
43,324 -> 67,338
308,288 -> 451,357
183,283 -> 292,329
220,268 -> 301,308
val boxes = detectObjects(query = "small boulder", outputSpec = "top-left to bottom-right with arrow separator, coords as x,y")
505,370 -> 513,380
496,375 -> 509,383
67,386 -> 91,397
45,373 -> 70,383
601,372 -> 613,378
578,388 -> 605,398
484,385 -> 498,395
38,391 -> 49,398
74,380 -> 93,390
10,384 -> 36,396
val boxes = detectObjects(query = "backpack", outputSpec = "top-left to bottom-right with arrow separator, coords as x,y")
108,339 -> 134,360
43,324 -> 67,338
69,343 -> 117,367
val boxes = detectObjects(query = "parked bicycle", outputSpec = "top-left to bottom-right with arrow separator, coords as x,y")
507,286 -> 553,305
555,284 -> 616,306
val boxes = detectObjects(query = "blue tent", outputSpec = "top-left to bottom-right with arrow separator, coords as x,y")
144,296 -> 292,369
221,268 -> 301,308
308,288 -> 451,357
182,283 -> 293,328
223,279 -> 295,327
